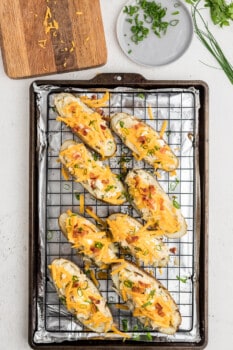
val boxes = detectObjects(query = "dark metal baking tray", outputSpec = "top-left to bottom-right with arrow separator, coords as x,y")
29,73 -> 208,349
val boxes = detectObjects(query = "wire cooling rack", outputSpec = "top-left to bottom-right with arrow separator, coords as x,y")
44,89 -> 196,336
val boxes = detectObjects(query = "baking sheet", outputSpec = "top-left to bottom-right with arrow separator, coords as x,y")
29,75 -> 208,349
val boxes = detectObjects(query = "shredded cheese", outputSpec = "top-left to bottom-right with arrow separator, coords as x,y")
79,194 -> 85,214
43,6 -> 59,34
111,325 -> 130,338
159,120 -> 168,138
85,208 -> 106,226
90,270 -> 99,287
148,104 -> 154,119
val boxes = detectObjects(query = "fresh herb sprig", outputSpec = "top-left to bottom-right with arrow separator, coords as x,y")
192,3 -> 233,85
186,0 -> 233,27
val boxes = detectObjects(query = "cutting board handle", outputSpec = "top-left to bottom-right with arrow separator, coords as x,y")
89,73 -> 149,86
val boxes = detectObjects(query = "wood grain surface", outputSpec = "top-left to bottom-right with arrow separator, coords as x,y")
0,0 -> 107,78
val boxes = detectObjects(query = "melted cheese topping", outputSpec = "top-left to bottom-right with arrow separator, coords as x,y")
126,175 -> 181,234
50,263 -> 112,332
112,263 -> 174,329
116,117 -> 177,171
59,143 -> 125,204
107,215 -> 168,266
57,93 -> 113,158
65,210 -> 116,265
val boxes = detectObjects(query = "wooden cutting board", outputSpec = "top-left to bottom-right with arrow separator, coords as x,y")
0,0 -> 107,78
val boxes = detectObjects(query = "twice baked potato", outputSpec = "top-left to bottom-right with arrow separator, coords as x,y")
49,258 -> 113,333
107,213 -> 169,267
59,140 -> 126,205
111,113 -> 178,172
111,260 -> 181,335
55,92 -> 116,159
125,169 -> 187,238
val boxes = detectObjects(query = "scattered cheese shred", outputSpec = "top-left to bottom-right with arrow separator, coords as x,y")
76,11 -> 83,15
43,6 -> 59,34
79,194 -> 85,214
61,166 -> 70,180
90,270 -> 99,287
148,104 -> 154,119
85,208 -> 106,226
111,325 -> 130,338
38,39 -> 47,49
160,120 -> 168,138
114,304 -> 129,310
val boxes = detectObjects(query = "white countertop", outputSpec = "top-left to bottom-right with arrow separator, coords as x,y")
0,1 -> 233,349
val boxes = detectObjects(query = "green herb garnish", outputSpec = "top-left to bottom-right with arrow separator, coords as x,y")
137,92 -> 145,99
122,319 -> 128,331
146,332 -> 153,340
172,196 -> 181,209
75,193 -> 80,200
105,185 -> 114,192
119,121 -> 125,128
72,275 -> 79,282
124,280 -> 134,288
95,241 -> 104,249
192,3 -> 233,85
169,178 -> 180,191
142,301 -> 152,308
176,275 -> 188,283
47,231 -> 53,240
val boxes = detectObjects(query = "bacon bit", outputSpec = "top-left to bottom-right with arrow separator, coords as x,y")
126,235 -> 139,244
72,282 -> 80,288
138,281 -> 151,288
132,286 -> 144,293
72,126 -> 80,133
90,246 -> 101,253
102,179 -> 109,185
91,95 -> 97,100
100,124 -> 106,130
159,197 -> 164,210
160,147 -> 166,154
169,247 -> 177,254
89,296 -> 100,304
155,302 -> 165,317
73,152 -> 81,159
90,180 -> 96,190
82,128 -> 88,136
138,135 -> 147,144
73,227 -> 86,238
102,116 -> 110,122
95,108 -> 104,116
149,185 -> 155,194
89,173 -> 98,180
133,122 -> 143,130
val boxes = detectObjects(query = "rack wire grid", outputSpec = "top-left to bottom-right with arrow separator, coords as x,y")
44,89 -> 196,336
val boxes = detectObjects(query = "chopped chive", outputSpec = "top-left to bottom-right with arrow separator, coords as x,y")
176,275 -> 188,283
122,319 -> 128,331
146,332 -> 153,340
47,231 -> 53,240
75,193 -> 80,200
172,197 -> 181,209
172,11 -> 180,15
119,121 -> 125,128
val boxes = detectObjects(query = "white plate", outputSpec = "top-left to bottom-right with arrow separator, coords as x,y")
117,0 -> 193,67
